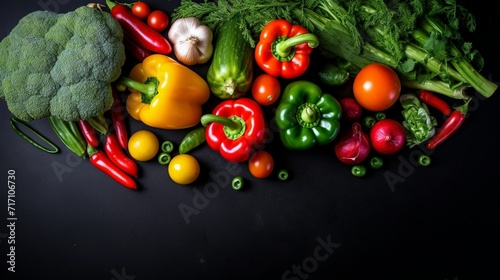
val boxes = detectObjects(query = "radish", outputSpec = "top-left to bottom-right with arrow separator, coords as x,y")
370,119 -> 406,154
334,122 -> 371,165
339,97 -> 363,122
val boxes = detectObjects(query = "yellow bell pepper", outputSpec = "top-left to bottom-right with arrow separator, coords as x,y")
116,54 -> 210,129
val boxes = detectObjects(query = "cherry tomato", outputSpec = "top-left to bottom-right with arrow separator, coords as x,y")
168,154 -> 200,185
251,74 -> 281,106
248,150 -> 274,179
147,10 -> 169,32
131,1 -> 151,19
128,130 -> 159,161
353,63 -> 401,112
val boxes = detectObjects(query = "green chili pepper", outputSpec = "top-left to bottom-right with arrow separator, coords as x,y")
275,81 -> 341,150
158,152 -> 171,165
418,154 -> 431,166
277,169 -> 289,181
161,140 -> 174,153
362,116 -> 376,129
10,117 -> 60,154
369,156 -> 383,169
86,114 -> 109,134
179,126 -> 206,154
351,165 -> 366,177
232,176 -> 244,190
375,112 -> 386,121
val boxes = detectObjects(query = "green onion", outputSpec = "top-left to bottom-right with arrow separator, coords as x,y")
158,152 -> 172,165
161,140 -> 174,153
277,169 -> 289,181
232,176 -> 244,190
418,155 -> 431,166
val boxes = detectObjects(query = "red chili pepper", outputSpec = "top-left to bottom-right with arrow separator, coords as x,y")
88,146 -> 137,190
123,34 -> 153,62
426,100 -> 470,150
201,98 -> 267,163
77,119 -> 99,148
110,86 -> 129,149
254,19 -> 319,79
418,90 -> 452,116
105,134 -> 138,178
106,0 -> 171,54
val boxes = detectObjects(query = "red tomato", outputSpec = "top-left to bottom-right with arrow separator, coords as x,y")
251,74 -> 281,106
353,63 -> 401,112
131,1 -> 150,19
147,10 -> 170,32
248,150 -> 274,179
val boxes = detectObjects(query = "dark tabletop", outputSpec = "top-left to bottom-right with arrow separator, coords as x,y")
1,0 -> 499,279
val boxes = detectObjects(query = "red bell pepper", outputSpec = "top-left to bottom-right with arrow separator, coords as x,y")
255,19 -> 319,79
201,98 -> 267,163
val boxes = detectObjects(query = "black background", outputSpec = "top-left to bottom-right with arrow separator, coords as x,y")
1,0 -> 499,279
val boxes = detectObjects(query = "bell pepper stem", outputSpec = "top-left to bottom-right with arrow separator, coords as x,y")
274,33 -> 319,61
201,114 -> 240,130
115,77 -> 159,104
201,114 -> 246,140
297,103 -> 321,128
301,106 -> 316,123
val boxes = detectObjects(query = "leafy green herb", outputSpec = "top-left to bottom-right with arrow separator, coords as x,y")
400,93 -> 437,148
172,0 -> 497,99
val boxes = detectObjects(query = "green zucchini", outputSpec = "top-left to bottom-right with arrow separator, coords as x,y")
207,17 -> 253,99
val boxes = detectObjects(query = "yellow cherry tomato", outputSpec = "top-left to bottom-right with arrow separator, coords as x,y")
168,154 -> 200,185
128,130 -> 159,161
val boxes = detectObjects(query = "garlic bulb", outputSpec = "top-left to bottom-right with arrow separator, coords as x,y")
167,17 -> 214,65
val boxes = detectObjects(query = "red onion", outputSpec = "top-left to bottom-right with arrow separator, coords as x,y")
334,122 -> 371,165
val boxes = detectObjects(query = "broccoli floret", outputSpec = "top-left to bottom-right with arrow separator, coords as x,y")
0,6 -> 125,122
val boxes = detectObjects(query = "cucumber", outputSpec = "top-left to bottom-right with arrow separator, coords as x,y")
318,62 -> 350,87
207,17 -> 253,99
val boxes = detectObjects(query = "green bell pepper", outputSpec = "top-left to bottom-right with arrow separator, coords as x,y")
275,80 -> 342,150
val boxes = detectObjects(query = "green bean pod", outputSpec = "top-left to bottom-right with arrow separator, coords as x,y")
10,117 -> 60,154
48,116 -> 87,157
